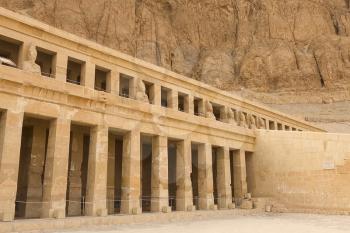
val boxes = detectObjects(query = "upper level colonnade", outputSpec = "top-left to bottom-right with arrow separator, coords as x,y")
0,7 -> 322,133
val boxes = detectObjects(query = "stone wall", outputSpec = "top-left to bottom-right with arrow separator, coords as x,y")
252,130 -> 350,213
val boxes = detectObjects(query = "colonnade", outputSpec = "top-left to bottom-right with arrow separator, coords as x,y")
0,109 -> 250,222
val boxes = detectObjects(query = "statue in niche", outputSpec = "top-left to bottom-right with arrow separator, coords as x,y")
247,114 -> 257,129
257,117 -> 266,129
135,78 -> 149,103
205,101 -> 216,119
227,108 -> 238,125
23,43 -> 41,74
238,111 -> 248,128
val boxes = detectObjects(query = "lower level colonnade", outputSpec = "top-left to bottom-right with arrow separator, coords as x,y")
0,109 -> 252,222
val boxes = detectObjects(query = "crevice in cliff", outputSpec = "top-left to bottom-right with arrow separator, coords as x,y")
313,53 -> 325,88
293,49 -> 300,70
330,12 -> 340,35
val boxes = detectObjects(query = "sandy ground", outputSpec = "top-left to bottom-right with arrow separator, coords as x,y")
56,213 -> 350,233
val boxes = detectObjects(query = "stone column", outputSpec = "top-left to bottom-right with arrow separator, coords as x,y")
24,125 -> 46,218
54,52 -> 68,82
170,90 -> 178,110
107,70 -> 119,95
187,95 -> 194,115
66,131 -> 84,216
216,147 -> 233,209
197,143 -> 215,210
85,125 -> 108,217
121,129 -> 141,214
151,135 -> 170,213
232,149 -> 248,203
153,84 -> 161,106
82,61 -> 95,89
107,134 -> 116,214
41,118 -> 71,219
0,110 -> 24,221
176,139 -> 194,211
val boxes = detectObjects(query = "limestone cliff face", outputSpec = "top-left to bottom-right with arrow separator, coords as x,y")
2,0 -> 350,92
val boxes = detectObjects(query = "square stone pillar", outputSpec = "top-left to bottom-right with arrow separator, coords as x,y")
85,125 -> 108,217
121,129 -> 141,214
25,125 -> 46,218
170,90 -> 178,110
151,135 -> 170,213
107,70 -> 119,95
107,134 -> 116,214
176,139 -> 194,211
54,52 -> 68,82
216,147 -> 233,209
187,95 -> 194,115
0,110 -> 24,222
232,149 -> 248,202
197,143 -> 215,210
42,118 -> 71,219
153,84 -> 161,106
66,131 -> 84,216
82,61 -> 95,89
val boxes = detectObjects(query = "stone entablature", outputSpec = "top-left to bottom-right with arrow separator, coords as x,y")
0,7 -> 322,133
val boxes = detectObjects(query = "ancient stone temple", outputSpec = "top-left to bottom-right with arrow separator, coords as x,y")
1,7 -> 350,230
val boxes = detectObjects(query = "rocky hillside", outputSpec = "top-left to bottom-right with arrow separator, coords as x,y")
2,0 -> 350,92
2,0 -> 350,132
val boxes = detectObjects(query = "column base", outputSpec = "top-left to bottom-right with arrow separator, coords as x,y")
42,208 -> 65,219
161,206 -> 172,213
132,207 -> 142,215
228,203 -> 236,209
0,212 -> 14,222
240,199 -> 254,209
209,204 -> 218,210
186,205 -> 196,211
97,208 -> 108,217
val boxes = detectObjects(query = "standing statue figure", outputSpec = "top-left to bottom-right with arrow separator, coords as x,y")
227,108 -> 238,125
205,101 -> 216,119
135,79 -> 149,103
247,114 -> 257,129
238,111 -> 247,128
23,43 -> 41,74
257,117 -> 266,129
